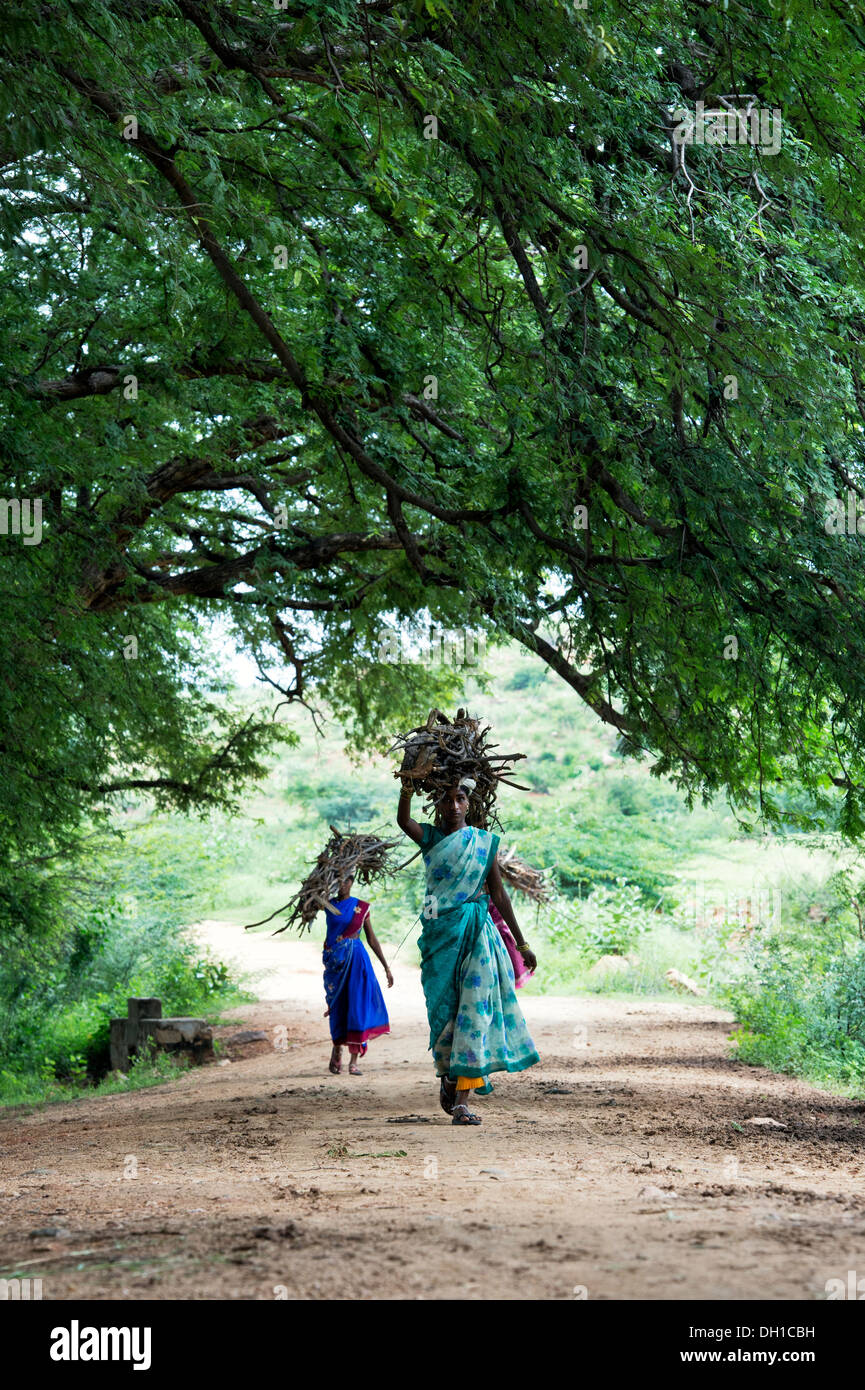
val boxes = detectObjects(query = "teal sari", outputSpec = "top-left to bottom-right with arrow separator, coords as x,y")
418,823 -> 539,1092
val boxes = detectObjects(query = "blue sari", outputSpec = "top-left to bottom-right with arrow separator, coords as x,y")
418,824 -> 539,1092
323,897 -> 390,1050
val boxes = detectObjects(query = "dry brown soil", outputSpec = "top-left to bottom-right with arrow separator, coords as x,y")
2,922 -> 864,1300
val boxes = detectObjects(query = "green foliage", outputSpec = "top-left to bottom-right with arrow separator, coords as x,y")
535,876 -> 657,962
0,896 -> 242,1089
0,1043 -> 190,1109
709,857 -> 865,1093
576,879 -> 650,958
528,912 -> 701,997
727,939 -> 865,1092
1,0 -> 865,920
316,795 -> 379,825
0,816 -> 249,1105
507,798 -> 691,900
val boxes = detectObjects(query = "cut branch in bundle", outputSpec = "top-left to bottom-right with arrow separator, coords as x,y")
244,826 -> 400,935
497,846 -> 553,904
390,707 -> 528,829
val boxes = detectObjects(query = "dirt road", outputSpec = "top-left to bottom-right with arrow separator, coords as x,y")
2,922 -> 864,1300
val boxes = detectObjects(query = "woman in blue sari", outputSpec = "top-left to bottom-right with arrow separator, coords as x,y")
397,781 -> 539,1124
322,875 -> 393,1075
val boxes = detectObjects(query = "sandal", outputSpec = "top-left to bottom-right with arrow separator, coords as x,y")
439,1075 -> 457,1116
451,1103 -> 482,1126
348,1060 -> 362,1075
328,1046 -> 342,1075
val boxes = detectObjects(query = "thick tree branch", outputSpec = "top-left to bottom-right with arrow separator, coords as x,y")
84,530 -> 409,611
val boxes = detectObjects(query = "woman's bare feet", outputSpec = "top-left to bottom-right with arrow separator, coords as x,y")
328,1045 -> 342,1074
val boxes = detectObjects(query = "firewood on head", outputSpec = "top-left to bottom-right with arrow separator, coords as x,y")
244,826 -> 401,935
390,708 -> 527,830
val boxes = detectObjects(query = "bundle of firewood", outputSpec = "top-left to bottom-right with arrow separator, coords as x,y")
245,826 -> 400,935
497,846 -> 553,904
390,707 -> 527,828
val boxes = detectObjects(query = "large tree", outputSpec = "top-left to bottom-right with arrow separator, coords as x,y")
3,0 -> 865,892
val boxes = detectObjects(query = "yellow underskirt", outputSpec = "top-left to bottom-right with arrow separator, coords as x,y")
455,1075 -> 484,1091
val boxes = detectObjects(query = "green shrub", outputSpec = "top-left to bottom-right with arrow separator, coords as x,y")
537,876 -> 656,961
579,879 -> 650,956
0,818 -> 249,1105
0,906 -> 245,1096
725,938 -> 865,1092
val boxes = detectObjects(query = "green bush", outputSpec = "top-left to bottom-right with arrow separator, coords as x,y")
579,879 -> 651,956
0,815 -> 249,1105
726,938 -> 865,1092
536,876 -> 656,961
0,901 -> 245,1100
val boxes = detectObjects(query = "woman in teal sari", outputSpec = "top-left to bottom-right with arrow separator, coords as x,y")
397,779 -> 539,1125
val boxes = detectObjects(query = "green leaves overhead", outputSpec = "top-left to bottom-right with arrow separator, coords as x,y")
2,0 -> 865,870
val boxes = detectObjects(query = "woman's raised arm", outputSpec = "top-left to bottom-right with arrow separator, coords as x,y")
396,784 -> 424,845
